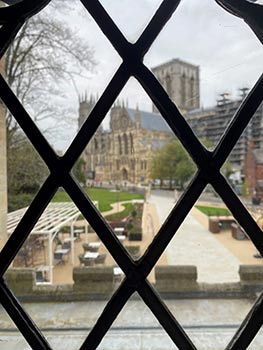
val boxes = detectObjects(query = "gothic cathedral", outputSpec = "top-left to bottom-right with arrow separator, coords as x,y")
78,59 -> 200,185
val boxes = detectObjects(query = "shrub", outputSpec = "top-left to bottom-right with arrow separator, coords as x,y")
129,232 -> 142,241
8,194 -> 34,212
131,210 -> 137,218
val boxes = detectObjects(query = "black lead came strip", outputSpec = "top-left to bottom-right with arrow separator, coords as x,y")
0,0 -> 262,349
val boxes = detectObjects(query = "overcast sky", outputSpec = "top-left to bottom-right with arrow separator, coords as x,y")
47,0 -> 263,151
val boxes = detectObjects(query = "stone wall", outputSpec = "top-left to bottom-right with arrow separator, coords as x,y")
5,268 -> 35,295
0,57 -> 7,250
155,265 -> 263,298
73,266 -> 113,298
239,265 -> 263,288
155,265 -> 198,293
3,265 -> 263,301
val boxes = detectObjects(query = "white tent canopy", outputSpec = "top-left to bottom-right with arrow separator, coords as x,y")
7,202 -> 95,284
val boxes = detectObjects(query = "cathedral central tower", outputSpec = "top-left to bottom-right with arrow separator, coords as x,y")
152,58 -> 200,113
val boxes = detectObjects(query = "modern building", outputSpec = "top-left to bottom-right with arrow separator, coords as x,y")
185,90 -> 263,169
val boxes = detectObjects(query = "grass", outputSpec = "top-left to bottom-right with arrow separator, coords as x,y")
195,205 -> 231,216
52,187 -> 144,212
52,191 -> 71,202
105,203 -> 134,220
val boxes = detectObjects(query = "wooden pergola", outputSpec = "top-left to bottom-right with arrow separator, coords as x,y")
7,202 -> 96,284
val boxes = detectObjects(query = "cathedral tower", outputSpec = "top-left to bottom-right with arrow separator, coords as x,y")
152,58 -> 200,113
78,93 -> 97,129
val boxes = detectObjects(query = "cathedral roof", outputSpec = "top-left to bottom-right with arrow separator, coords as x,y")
126,108 -> 171,132
151,139 -> 168,149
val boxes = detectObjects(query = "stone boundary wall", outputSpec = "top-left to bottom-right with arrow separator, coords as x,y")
4,265 -> 263,302
155,265 -> 263,299
155,266 -> 198,292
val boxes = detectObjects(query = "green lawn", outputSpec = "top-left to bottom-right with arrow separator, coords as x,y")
195,205 -> 231,216
105,203 -> 134,220
52,191 -> 71,202
52,188 -> 144,212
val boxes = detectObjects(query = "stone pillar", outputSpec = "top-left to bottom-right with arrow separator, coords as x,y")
5,268 -> 35,295
0,56 -> 7,249
239,265 -> 263,288
73,267 -> 114,296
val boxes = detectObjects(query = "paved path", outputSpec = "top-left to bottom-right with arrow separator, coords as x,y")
149,190 -> 241,283
102,199 -> 144,217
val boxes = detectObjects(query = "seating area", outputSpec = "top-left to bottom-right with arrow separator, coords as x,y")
54,249 -> 70,265
79,241 -> 106,266
7,202 -> 91,284
82,242 -> 100,252
53,233 -> 78,265
35,266 -> 49,283
8,201 -> 144,286
78,252 -> 106,267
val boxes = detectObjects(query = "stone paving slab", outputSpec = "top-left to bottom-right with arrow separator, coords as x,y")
0,298 -> 255,330
149,191 -> 241,283
1,327 -> 263,350
0,297 -> 259,349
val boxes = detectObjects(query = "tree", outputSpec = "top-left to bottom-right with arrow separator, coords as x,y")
72,157 -> 86,186
5,0 -> 95,147
150,139 -> 196,189
221,159 -> 233,179
5,1 -> 94,210
7,134 -> 49,211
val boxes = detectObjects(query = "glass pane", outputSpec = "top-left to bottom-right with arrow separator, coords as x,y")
100,0 -> 163,42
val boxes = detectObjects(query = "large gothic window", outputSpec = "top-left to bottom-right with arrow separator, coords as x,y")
181,73 -> 186,106
101,136 -> 105,150
165,74 -> 172,97
190,76 -> 195,107
94,138 -> 98,151
123,133 -> 128,155
130,159 -> 135,170
129,133 -> 134,154
118,135 -> 122,155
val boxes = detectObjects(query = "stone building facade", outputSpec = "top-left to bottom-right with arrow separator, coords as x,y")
78,58 -> 200,185
79,101 -> 172,184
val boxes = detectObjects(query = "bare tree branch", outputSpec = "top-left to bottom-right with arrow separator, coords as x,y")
6,0 -> 95,148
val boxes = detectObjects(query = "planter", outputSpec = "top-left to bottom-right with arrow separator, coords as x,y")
125,245 -> 141,259
129,232 -> 142,241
